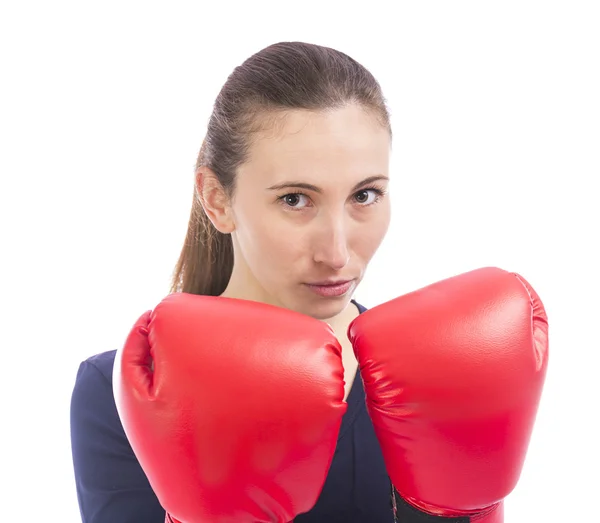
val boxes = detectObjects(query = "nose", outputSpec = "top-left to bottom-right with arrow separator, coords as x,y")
312,212 -> 351,270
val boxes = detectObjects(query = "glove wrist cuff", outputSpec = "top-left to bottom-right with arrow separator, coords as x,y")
390,482 -> 502,523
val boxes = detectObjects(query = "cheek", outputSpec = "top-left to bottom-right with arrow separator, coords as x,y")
259,226 -> 301,261
352,207 -> 391,259
236,207 -> 307,271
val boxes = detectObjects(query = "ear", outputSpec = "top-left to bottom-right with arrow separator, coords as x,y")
196,167 -> 235,234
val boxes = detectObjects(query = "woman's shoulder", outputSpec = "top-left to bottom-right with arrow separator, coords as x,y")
73,349 -> 118,391
79,349 -> 117,380
70,349 -> 134,460
71,350 -> 119,423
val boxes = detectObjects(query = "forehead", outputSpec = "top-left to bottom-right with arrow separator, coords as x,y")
240,105 -> 391,185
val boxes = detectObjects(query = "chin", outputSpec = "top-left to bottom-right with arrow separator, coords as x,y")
285,294 -> 352,321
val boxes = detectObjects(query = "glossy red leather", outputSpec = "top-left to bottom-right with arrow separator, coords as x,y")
349,267 -> 549,520
114,294 -> 347,523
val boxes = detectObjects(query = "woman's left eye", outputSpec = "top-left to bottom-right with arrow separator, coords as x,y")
353,188 -> 383,205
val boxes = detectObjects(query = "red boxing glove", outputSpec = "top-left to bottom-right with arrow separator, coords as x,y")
113,294 -> 346,523
348,267 -> 549,522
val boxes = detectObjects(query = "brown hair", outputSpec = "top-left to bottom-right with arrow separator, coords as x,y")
169,41 -> 392,296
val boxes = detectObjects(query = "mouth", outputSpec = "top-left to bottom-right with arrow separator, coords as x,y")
303,279 -> 355,298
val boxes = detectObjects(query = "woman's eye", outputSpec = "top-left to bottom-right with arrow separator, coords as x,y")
281,193 -> 310,208
354,189 -> 381,205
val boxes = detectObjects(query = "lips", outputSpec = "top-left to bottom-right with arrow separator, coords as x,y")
307,279 -> 352,286
304,280 -> 354,298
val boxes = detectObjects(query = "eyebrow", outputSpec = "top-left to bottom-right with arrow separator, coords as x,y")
266,175 -> 390,194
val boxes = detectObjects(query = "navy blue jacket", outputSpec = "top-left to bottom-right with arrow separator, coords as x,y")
70,302 -> 396,522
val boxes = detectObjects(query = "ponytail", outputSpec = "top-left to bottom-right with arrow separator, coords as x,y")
169,187 -> 233,296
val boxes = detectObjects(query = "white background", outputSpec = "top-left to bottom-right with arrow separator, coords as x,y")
1,1 -> 598,521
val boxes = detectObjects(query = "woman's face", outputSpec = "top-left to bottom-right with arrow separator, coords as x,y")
225,104 -> 391,320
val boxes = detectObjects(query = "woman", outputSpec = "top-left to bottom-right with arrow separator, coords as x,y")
71,41 -> 396,522
71,40 -> 547,523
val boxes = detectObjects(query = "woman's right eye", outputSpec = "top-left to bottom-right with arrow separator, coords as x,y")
279,193 -> 311,209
